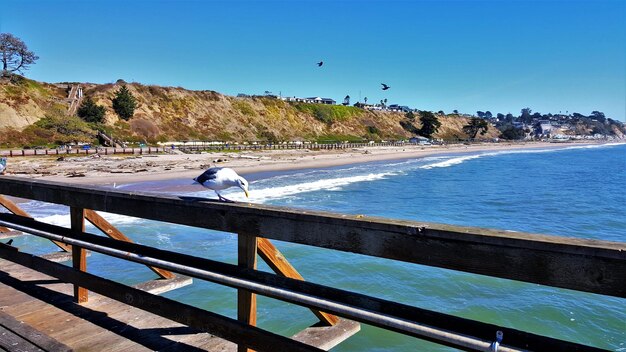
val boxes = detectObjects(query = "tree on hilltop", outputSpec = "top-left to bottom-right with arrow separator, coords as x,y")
77,97 -> 106,123
419,111 -> 441,138
112,85 -> 137,120
520,108 -> 533,124
590,111 -> 606,123
0,33 -> 39,76
463,117 -> 489,139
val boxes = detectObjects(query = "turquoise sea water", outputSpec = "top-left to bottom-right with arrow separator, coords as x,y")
12,143 -> 626,351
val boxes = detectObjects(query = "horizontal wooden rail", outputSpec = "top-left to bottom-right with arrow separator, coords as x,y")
0,177 -> 623,298
0,213 -> 608,352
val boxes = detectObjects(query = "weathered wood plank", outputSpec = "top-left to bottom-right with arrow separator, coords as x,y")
0,310 -> 72,352
84,209 -> 175,279
0,194 -> 71,253
238,233 -> 257,352
0,177 -> 622,297
292,319 -> 360,351
0,259 -> 214,352
132,275 -> 193,295
70,207 -> 88,303
257,238 -> 339,326
0,325 -> 42,352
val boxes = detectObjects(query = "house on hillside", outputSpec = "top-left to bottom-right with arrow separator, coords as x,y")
387,104 -> 412,112
282,96 -> 336,104
537,120 -> 554,136
306,97 -> 336,105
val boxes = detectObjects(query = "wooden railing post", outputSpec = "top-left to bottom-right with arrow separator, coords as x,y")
257,238 -> 339,326
0,195 -> 71,253
70,207 -> 88,303
84,209 -> 175,279
237,232 -> 257,352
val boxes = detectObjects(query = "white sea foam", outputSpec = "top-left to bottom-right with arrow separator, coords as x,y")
417,142 -> 624,170
420,154 -> 485,169
35,211 -> 143,229
218,172 -> 396,203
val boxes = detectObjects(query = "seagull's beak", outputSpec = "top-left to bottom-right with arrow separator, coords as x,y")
244,189 -> 249,198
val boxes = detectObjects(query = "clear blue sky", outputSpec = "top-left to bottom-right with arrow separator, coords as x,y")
2,0 -> 625,120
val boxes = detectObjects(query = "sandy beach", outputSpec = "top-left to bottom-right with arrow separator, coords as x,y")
0,141 -> 606,187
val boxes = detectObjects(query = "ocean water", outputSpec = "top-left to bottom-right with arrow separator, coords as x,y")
10,143 -> 626,351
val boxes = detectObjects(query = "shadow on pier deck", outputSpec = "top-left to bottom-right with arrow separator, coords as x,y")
0,176 -> 623,351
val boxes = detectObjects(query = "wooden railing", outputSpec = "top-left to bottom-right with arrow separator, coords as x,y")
0,177 -> 623,351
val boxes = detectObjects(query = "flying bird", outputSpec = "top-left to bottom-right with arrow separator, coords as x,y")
381,83 -> 390,90
317,61 -> 324,67
194,167 -> 249,202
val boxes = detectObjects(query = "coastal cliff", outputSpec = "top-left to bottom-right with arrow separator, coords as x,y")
0,76 -> 503,146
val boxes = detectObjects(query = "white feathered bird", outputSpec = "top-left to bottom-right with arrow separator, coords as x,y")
194,167 -> 249,202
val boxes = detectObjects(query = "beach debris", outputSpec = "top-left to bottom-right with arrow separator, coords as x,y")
67,172 -> 85,177
56,157 -> 65,161
133,168 -> 148,173
212,158 -> 228,163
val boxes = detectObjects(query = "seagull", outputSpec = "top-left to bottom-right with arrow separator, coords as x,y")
381,83 -> 390,90
317,61 -> 323,67
194,167 -> 249,202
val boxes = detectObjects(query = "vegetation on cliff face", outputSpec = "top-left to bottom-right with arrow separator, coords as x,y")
1,77 -> 500,147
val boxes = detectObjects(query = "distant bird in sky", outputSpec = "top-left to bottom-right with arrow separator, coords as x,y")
317,61 -> 323,67
194,167 -> 249,202
381,83 -> 390,90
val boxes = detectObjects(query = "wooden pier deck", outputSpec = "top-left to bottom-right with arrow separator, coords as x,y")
0,258 -> 232,351
0,258 -> 359,351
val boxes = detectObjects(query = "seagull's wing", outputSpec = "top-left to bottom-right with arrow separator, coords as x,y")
194,167 -> 223,184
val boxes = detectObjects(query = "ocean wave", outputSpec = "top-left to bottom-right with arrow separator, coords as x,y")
35,211 -> 144,228
419,154 -> 485,169
417,143 -> 624,169
217,172 -> 396,202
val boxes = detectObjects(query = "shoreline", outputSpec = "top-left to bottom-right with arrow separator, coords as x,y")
1,141 -> 612,186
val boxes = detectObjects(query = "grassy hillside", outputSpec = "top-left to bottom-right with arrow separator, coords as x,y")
0,76 -> 499,147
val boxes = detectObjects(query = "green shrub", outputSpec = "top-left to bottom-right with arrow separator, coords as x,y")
293,103 -> 362,124
112,85 -> 137,120
233,100 -> 256,116
77,97 -> 106,123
